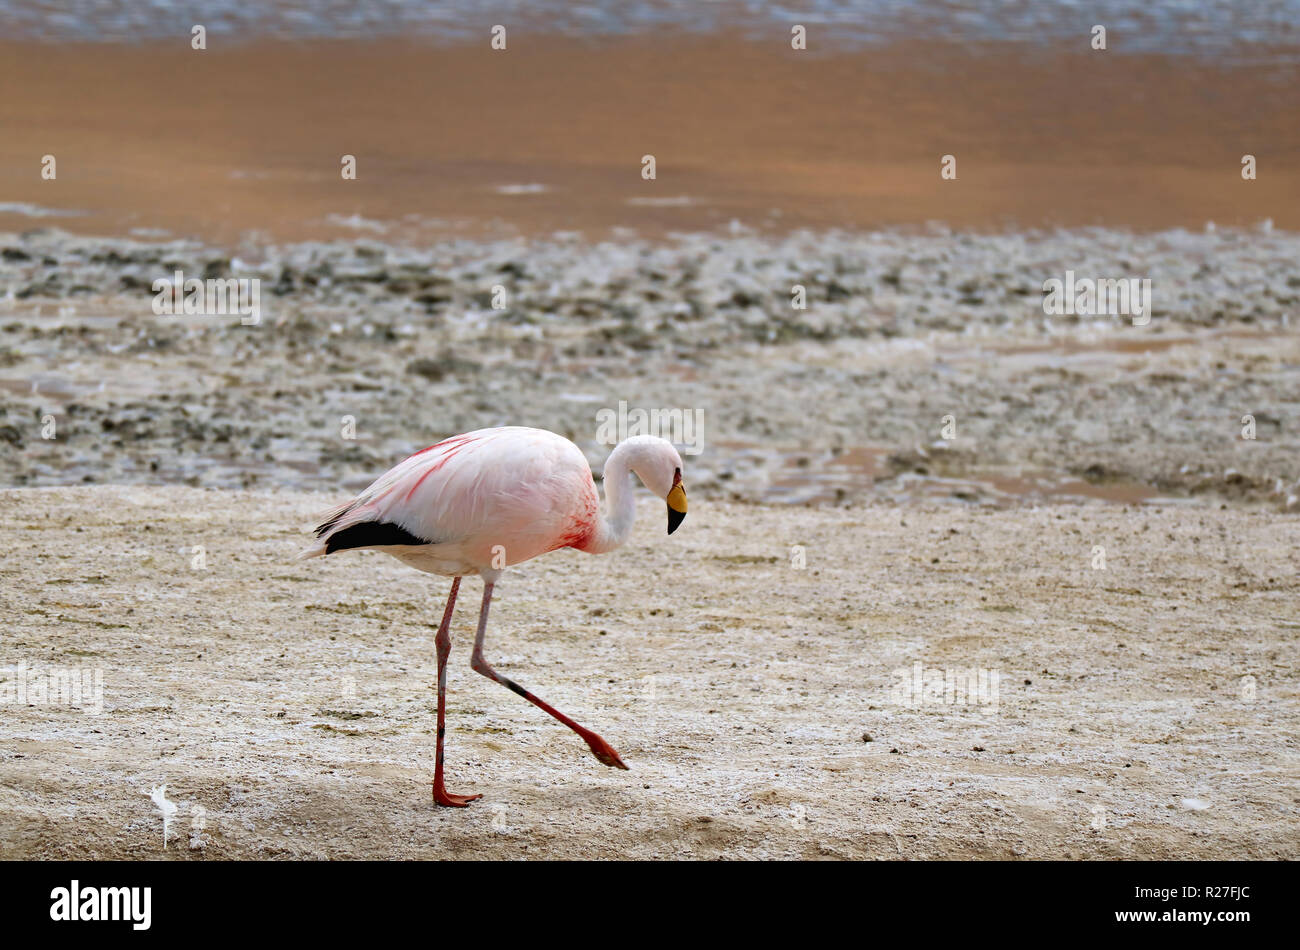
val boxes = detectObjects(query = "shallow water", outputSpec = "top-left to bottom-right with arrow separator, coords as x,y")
5,0 -> 1299,56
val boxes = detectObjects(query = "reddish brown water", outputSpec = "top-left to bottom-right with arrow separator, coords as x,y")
1,37 -> 1297,245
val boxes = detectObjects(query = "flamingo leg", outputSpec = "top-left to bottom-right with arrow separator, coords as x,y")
470,580 -> 629,770
432,576 -> 482,807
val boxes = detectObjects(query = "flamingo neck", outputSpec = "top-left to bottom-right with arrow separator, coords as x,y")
586,446 -> 637,554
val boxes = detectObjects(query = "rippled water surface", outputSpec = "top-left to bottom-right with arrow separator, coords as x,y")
4,0 -> 1299,56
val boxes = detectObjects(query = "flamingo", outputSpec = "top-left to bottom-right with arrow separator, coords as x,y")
300,426 -> 688,806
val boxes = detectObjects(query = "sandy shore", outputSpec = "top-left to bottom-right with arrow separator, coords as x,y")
1,37 -> 1297,243
0,485 -> 1294,859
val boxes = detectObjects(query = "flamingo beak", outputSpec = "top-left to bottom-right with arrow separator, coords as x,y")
666,480 -> 687,534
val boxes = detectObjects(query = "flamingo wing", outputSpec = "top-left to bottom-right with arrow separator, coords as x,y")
304,427 -> 595,567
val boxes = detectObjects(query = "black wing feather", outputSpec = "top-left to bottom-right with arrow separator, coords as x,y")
324,521 -> 432,554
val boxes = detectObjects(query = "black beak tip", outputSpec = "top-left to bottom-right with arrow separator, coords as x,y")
667,506 -> 686,535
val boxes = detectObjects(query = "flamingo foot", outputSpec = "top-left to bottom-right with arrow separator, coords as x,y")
433,782 -> 483,807
585,734 -> 629,770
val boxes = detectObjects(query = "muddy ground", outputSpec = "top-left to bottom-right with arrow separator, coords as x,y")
0,485 -> 1295,859
2,226 -> 1298,509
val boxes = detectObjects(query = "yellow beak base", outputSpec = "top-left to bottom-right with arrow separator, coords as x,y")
666,483 -> 687,534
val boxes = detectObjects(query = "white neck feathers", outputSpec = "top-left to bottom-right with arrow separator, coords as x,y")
585,441 -> 640,554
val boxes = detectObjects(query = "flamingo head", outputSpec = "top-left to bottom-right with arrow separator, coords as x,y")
622,435 -> 688,534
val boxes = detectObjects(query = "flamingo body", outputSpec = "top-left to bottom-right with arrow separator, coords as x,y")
300,425 -> 688,806
304,427 -> 601,576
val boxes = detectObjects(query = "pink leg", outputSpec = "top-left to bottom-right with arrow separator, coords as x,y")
470,580 -> 629,770
432,576 -> 481,807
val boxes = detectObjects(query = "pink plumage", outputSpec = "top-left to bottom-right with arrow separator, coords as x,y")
301,425 -> 689,806
303,427 -> 604,574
